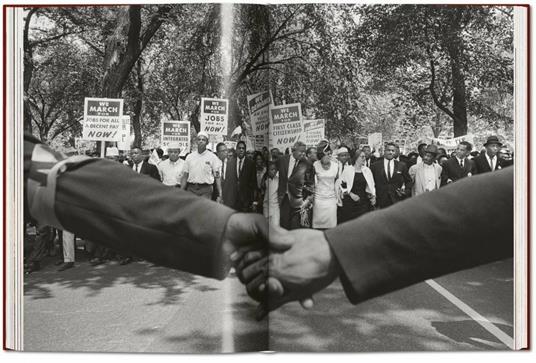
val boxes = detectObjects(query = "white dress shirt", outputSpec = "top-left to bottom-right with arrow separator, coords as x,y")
288,155 -> 297,178
236,156 -> 245,178
485,154 -> 496,171
132,160 -> 144,173
383,158 -> 394,179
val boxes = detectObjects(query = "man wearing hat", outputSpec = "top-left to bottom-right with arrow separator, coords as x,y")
409,144 -> 442,196
181,131 -> 223,200
158,142 -> 185,188
473,136 -> 503,174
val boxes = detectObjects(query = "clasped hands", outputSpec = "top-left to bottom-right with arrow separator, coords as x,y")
223,213 -> 340,320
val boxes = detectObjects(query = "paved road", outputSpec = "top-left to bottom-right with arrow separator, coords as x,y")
24,252 -> 513,353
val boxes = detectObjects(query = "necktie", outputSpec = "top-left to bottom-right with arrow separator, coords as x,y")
460,159 -> 464,168
387,160 -> 392,180
135,163 -> 139,173
290,159 -> 298,175
238,158 -> 243,177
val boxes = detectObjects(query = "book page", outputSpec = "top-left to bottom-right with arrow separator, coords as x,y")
16,3 -> 270,353
260,3 -> 526,352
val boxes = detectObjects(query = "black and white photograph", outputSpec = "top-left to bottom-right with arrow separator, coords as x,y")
3,1 -> 529,354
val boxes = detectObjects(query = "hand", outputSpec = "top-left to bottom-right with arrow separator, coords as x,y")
239,226 -> 339,319
369,195 -> 376,206
349,192 -> 360,202
221,213 -> 268,283
216,196 -> 223,204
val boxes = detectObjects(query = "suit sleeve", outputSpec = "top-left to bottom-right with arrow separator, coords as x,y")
24,136 -> 236,280
440,163 -> 449,186
401,162 -> 412,192
324,167 -> 513,304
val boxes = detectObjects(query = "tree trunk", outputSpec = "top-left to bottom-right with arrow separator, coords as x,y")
132,60 -> 143,148
100,6 -> 140,98
23,9 -> 38,134
445,11 -> 468,137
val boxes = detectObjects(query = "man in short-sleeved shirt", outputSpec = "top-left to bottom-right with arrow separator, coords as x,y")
157,143 -> 185,187
181,132 -> 222,200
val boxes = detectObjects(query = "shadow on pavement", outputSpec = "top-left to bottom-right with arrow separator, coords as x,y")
431,320 -> 512,349
269,269 -> 512,352
24,252 -> 217,306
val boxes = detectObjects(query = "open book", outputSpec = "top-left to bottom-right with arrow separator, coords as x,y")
4,3 -> 529,353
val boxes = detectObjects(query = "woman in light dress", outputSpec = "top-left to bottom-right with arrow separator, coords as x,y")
311,144 -> 340,229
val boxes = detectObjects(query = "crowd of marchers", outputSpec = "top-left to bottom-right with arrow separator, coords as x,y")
23,132 -> 513,274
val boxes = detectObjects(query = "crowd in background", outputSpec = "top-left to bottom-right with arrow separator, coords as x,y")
24,132 -> 514,274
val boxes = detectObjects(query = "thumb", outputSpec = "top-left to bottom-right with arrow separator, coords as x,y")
269,225 -> 295,251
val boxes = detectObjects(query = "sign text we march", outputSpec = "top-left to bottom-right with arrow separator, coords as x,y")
303,119 -> 325,147
269,103 -> 303,153
200,98 -> 228,142
83,98 -> 123,141
247,91 -> 272,150
161,121 -> 191,153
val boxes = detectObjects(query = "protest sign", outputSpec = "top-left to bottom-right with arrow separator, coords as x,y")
224,141 -> 237,150
431,134 -> 475,151
148,149 -> 161,166
83,98 -> 123,141
302,119 -> 325,147
393,138 -> 407,154
117,116 -> 131,151
200,98 -> 228,142
161,121 -> 191,154
368,132 -> 383,153
269,103 -> 303,153
74,138 -> 95,155
247,91 -> 272,150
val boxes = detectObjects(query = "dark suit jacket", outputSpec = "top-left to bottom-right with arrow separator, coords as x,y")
277,155 -> 314,209
370,159 -> 412,208
364,155 -> 377,168
440,157 -> 475,186
130,161 -> 161,181
25,135 -> 235,280
222,156 -> 256,211
325,167 -> 513,305
473,153 -> 503,174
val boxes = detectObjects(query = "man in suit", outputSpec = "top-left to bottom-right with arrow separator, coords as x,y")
277,141 -> 314,230
441,141 -> 475,186
370,142 -> 412,208
214,142 -> 228,201
408,144 -> 442,196
238,167 -> 513,315
130,146 -> 161,181
473,136 -> 504,174
23,134 -> 267,281
222,141 -> 257,212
